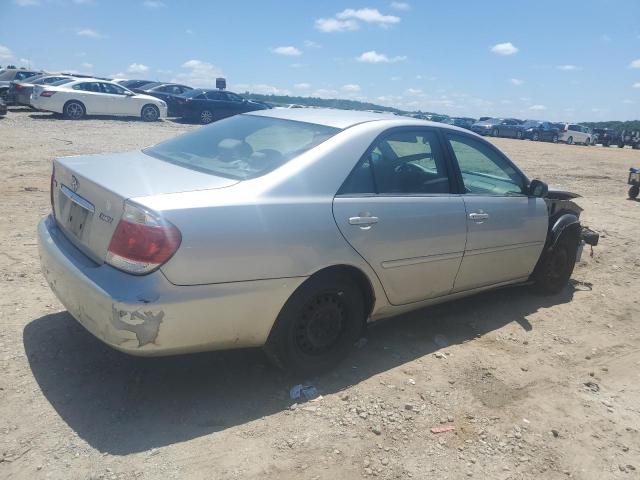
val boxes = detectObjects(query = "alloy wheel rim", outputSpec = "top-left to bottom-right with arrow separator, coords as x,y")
68,103 -> 82,118
143,106 -> 157,120
201,111 -> 213,123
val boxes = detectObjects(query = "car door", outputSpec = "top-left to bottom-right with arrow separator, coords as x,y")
100,82 -> 136,115
333,128 -> 468,305
444,132 -> 548,291
71,82 -> 105,114
203,91 -> 226,118
499,120 -> 514,137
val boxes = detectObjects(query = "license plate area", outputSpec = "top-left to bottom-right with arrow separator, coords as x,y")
60,184 -> 95,240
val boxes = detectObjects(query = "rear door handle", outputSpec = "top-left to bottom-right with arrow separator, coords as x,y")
349,215 -> 379,227
469,212 -> 489,222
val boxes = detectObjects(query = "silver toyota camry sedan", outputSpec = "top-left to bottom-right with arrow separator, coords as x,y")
38,108 -> 598,373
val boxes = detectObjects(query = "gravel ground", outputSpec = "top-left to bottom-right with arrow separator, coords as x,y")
1,109 -> 639,480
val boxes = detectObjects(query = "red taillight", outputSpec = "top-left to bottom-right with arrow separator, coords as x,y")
106,203 -> 181,275
40,90 -> 56,97
50,165 -> 57,218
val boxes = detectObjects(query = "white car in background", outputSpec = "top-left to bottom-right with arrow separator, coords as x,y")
558,123 -> 592,145
31,78 -> 167,121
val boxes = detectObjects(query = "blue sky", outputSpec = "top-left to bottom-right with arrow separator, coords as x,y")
1,0 -> 639,121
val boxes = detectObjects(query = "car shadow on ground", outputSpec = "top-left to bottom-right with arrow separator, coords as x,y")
26,113 -> 165,123
24,283 -> 575,455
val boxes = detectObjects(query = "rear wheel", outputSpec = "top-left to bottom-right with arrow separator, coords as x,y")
567,136 -> 574,145
492,128 -> 499,137
629,185 -> 640,199
552,134 -> 559,143
200,109 -> 214,124
63,100 -> 85,120
264,272 -> 365,375
141,104 -> 160,122
533,232 -> 579,294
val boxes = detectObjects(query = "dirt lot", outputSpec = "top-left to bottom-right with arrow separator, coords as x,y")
1,109 -> 639,480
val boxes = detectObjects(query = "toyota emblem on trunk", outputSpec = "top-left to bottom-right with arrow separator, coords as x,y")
71,175 -> 79,192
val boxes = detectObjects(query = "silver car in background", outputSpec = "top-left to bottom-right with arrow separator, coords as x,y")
38,108 -> 596,374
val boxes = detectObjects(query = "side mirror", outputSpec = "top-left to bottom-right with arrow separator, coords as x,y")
529,179 -> 548,198
125,91 -> 135,96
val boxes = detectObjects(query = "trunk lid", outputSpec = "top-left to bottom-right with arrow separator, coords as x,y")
52,150 -> 238,263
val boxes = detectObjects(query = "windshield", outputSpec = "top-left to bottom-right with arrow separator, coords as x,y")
522,120 -> 541,128
182,88 -> 206,98
144,114 -> 340,180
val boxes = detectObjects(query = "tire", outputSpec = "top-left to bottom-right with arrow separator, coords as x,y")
492,128 -> 499,137
200,109 -> 214,124
552,134 -> 559,143
618,143 -> 625,148
567,136 -> 574,145
584,137 -> 590,146
604,140 -> 610,147
63,100 -> 85,120
532,132 -> 539,141
533,232 -> 579,294
264,272 -> 365,375
516,130 -> 523,140
629,185 -> 640,199
141,104 -> 160,122
633,143 -> 640,150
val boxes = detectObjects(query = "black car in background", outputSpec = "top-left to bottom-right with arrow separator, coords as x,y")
8,74 -> 75,107
117,79 -> 156,90
592,128 -> 621,147
131,82 -> 193,116
176,89 -> 270,124
521,120 -> 560,142
471,118 -> 524,138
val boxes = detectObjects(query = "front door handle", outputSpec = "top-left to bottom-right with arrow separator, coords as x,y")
469,212 -> 489,222
349,215 -> 379,227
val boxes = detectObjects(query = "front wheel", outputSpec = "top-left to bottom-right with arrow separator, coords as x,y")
567,136 -> 574,145
629,185 -> 640,199
264,272 -> 365,375
532,233 -> 579,294
200,109 -> 214,124
532,132 -> 539,141
141,104 -> 160,122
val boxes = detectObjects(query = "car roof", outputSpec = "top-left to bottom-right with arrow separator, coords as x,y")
247,107 -> 414,129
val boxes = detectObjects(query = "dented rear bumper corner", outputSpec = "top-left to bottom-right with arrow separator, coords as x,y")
37,215 -> 304,356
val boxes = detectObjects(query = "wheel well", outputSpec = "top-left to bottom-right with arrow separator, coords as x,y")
307,265 -> 375,319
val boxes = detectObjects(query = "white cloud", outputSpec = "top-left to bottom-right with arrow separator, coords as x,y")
315,17 -> 359,32
0,45 -> 13,61
303,40 -> 321,49
336,8 -> 400,25
81,62 -> 93,69
127,63 -> 149,73
76,28 -> 106,39
294,83 -> 311,90
270,46 -> 302,56
629,59 -> 640,69
390,1 -> 410,10
14,0 -> 40,6
341,83 -> 361,93
233,83 -> 290,95
557,64 -> 580,71
72,0 -> 96,4
633,82 -> 640,89
622,99 -> 635,104
172,60 -> 223,88
185,29 -> 193,34
405,88 -> 423,96
490,42 -> 519,56
510,78 -> 524,85
357,50 -> 406,63
529,105 -> 547,111
143,0 -> 165,7
600,34 -> 612,43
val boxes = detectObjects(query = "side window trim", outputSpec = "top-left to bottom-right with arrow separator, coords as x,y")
443,131 -> 530,197
337,126 -> 456,197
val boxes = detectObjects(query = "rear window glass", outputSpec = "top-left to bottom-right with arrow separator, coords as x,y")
49,78 -> 74,86
144,115 -> 340,180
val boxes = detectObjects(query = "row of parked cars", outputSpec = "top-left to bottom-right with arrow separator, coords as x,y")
0,68 -> 270,123
407,113 -> 640,149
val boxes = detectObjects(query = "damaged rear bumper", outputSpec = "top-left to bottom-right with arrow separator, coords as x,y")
37,215 -> 305,356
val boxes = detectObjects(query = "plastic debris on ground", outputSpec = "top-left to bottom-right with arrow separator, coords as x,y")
430,425 -> 455,434
289,384 -> 320,402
